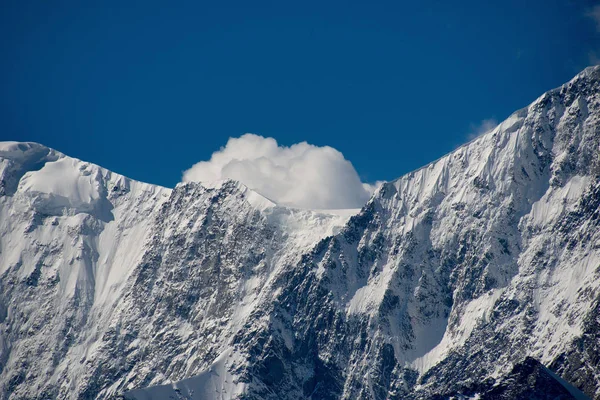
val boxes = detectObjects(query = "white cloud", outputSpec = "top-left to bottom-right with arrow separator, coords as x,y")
467,118 -> 498,140
182,134 -> 375,209
362,181 -> 385,195
587,5 -> 600,32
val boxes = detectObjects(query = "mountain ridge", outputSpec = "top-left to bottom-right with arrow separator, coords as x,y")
0,66 -> 599,399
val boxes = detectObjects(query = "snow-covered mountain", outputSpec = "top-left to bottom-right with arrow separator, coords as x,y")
1,66 -> 599,399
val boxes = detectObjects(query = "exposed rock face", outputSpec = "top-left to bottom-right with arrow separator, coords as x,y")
1,66 -> 599,400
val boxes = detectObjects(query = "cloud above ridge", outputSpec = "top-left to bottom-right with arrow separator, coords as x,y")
182,134 -> 374,209
467,118 -> 498,140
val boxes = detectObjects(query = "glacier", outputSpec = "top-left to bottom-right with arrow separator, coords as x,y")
0,66 -> 599,399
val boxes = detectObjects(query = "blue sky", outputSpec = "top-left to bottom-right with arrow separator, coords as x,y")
2,0 -> 599,189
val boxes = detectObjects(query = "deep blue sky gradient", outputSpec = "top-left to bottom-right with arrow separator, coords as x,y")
2,0 -> 599,187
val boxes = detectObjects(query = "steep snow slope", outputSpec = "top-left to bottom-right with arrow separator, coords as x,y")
0,141 -> 170,398
126,66 -> 600,400
0,142 -> 355,399
1,66 -> 600,400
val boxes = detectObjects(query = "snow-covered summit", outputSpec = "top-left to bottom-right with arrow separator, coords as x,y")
0,141 -> 62,160
0,140 -> 360,399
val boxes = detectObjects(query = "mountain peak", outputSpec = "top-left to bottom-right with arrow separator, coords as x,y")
1,67 -> 599,399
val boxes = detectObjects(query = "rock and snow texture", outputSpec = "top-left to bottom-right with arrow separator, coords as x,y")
0,141 -> 355,399
0,66 -> 600,400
